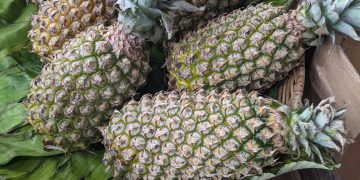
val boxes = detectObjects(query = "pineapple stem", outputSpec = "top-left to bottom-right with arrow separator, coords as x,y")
287,97 -> 349,162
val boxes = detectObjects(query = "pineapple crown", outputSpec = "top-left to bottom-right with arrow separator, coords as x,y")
284,97 -> 349,163
298,0 -> 360,45
115,0 -> 202,42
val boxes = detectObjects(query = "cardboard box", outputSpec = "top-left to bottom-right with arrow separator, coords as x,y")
271,39 -> 360,180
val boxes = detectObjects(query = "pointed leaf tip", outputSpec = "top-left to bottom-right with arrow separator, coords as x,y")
309,3 -> 322,22
334,109 -> 346,118
309,143 -> 324,164
314,111 -> 330,128
313,132 -> 340,152
329,120 -> 346,134
333,20 -> 360,41
342,8 -> 360,28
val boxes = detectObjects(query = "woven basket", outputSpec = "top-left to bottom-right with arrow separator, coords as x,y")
278,56 -> 305,109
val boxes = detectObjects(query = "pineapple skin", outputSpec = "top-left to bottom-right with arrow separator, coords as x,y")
103,90 -> 347,179
103,90 -> 282,179
29,0 -> 116,61
167,3 -> 305,92
27,25 -> 150,152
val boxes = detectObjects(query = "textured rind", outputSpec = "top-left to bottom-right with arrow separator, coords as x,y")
103,90 -> 288,179
103,90 -> 348,179
167,3 -> 305,92
29,0 -> 116,61
27,25 -> 150,152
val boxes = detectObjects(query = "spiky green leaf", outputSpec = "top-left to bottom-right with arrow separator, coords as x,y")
313,132 -> 340,152
334,108 -> 346,118
342,7 -> 360,27
314,111 -> 330,128
325,11 -> 340,24
329,120 -> 346,133
333,0 -> 352,14
309,143 -> 324,163
309,3 -> 322,22
333,20 -> 360,40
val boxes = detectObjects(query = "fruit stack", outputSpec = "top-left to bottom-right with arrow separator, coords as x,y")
1,0 -> 359,179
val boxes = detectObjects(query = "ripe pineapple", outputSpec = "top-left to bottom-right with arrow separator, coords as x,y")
29,0 -> 116,61
26,24 -> 150,152
167,0 -> 360,92
102,90 -> 347,179
116,0 -> 257,41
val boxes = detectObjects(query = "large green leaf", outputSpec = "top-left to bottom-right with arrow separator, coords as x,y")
0,56 -> 33,107
0,131 -> 62,165
11,50 -> 42,77
24,158 -> 60,180
0,157 -> 42,179
0,0 -> 26,24
0,151 -> 111,180
0,156 -> 61,180
0,4 -> 36,56
0,103 -> 27,134
54,151 -> 111,180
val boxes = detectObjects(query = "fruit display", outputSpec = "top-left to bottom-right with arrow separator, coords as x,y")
166,1 -> 360,92
26,24 -> 150,152
0,0 -> 359,179
28,0 -> 116,61
102,90 -> 347,179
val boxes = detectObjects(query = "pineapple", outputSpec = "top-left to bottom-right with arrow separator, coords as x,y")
116,0 -> 257,41
29,0 -> 116,61
167,0 -> 360,92
102,89 -> 348,179
26,24 -> 150,152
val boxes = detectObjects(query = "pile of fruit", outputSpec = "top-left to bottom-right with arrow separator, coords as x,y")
0,0 -> 359,179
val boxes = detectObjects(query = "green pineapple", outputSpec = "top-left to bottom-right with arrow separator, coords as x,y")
167,0 -> 360,92
26,24 -> 150,152
102,89 -> 348,179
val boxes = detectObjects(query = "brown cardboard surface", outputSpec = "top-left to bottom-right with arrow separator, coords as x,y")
338,135 -> 360,180
340,38 -> 360,71
310,39 -> 360,139
336,37 -> 360,180
309,39 -> 360,180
